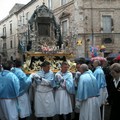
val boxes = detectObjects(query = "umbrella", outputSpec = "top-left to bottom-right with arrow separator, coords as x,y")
91,56 -> 107,62
114,55 -> 120,60
74,57 -> 90,63
107,53 -> 119,59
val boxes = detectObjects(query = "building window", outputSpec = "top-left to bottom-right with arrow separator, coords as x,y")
103,0 -> 116,1
103,38 -> 113,44
10,40 -> 12,48
38,23 -> 50,36
104,0 -> 111,1
10,23 -> 12,34
61,0 -> 67,5
3,43 -> 6,49
0,56 -> 1,63
26,12 -> 29,21
18,15 -> 22,26
3,26 -> 6,36
11,56 -> 13,61
61,20 -> 67,36
102,15 -> 113,33
48,0 -> 52,9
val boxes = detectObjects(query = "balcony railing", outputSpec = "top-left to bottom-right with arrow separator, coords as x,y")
0,35 -> 6,39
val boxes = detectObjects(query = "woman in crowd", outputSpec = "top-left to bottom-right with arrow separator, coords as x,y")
109,63 -> 120,120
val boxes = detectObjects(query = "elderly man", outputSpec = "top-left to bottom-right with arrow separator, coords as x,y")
0,61 -> 20,120
76,64 -> 101,120
109,63 -> 120,120
93,60 -> 108,120
93,60 -> 108,106
54,61 -> 75,120
32,61 -> 56,120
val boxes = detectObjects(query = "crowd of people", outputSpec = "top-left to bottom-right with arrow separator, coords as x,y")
0,58 -> 120,120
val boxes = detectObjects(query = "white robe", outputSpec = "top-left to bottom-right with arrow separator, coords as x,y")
32,70 -> 56,117
76,71 -> 101,120
98,87 -> 108,106
54,71 -> 74,115
18,92 -> 31,118
79,97 -> 101,120
34,85 -> 56,117
55,87 -> 73,115
0,99 -> 18,120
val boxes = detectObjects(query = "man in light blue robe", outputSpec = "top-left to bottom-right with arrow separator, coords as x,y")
93,60 -> 108,106
76,64 -> 101,120
0,60 -> 20,120
0,71 -> 20,98
54,61 -> 75,120
12,59 -> 32,120
31,61 -> 56,120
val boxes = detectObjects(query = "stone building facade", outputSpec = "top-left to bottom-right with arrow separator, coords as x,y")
52,0 -> 120,57
81,0 -> 120,57
0,3 -> 23,61
0,0 -> 120,62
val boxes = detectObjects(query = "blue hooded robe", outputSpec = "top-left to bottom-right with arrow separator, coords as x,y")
12,68 -> 32,96
0,70 -> 20,98
55,71 -> 75,94
37,70 -> 55,86
93,66 -> 107,89
76,71 -> 99,101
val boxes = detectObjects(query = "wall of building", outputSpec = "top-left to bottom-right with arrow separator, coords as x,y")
0,14 -> 18,60
81,0 -> 120,56
0,0 -> 120,61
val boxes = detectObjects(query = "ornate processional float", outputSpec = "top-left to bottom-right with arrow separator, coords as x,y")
22,3 -> 76,74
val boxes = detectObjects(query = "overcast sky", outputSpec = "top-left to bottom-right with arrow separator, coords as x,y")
0,0 -> 31,20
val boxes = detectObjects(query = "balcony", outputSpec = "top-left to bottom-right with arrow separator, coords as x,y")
0,35 -> 6,39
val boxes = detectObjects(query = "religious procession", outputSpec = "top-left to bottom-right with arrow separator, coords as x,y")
0,53 -> 120,120
0,0 -> 120,120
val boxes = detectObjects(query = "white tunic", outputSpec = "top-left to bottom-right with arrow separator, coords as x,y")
79,97 -> 101,120
32,70 -> 56,117
0,99 -> 18,120
54,70 -> 74,115
34,85 -> 56,117
55,87 -> 73,115
98,87 -> 108,106
18,92 -> 31,118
